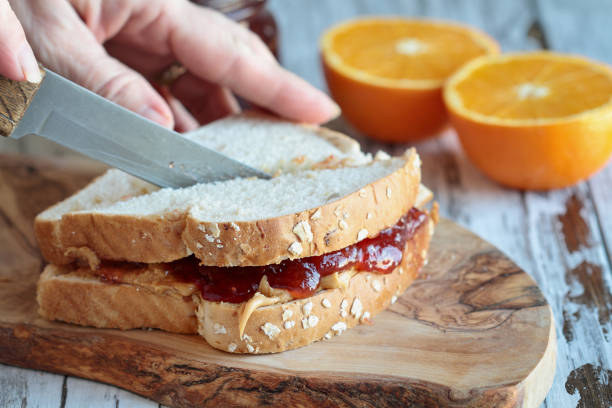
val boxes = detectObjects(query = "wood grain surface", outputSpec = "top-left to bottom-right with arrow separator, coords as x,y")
0,71 -> 44,137
0,155 -> 555,407
1,1 -> 611,407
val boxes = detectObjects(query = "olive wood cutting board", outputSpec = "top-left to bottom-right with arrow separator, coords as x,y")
0,155 -> 556,407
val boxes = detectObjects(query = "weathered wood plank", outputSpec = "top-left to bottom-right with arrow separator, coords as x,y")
538,0 -> 612,306
535,2 -> 612,407
537,0 -> 612,63
0,364 -> 64,408
589,166 -> 612,278
430,133 -> 612,407
523,185 -> 612,408
419,0 -> 540,51
64,377 -> 158,408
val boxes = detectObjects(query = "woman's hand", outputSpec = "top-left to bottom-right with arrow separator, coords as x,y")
4,0 -> 339,130
0,0 -> 41,83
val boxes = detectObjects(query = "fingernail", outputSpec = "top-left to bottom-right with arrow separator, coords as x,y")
141,106 -> 172,127
18,44 -> 41,83
329,100 -> 342,120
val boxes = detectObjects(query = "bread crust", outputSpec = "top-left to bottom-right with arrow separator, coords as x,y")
37,266 -> 197,333
35,218 -> 65,267
33,113 -> 368,266
35,150 -> 421,267
197,215 -> 433,353
34,170 -> 159,265
184,149 -> 420,266
60,210 -> 191,264
36,212 -> 434,353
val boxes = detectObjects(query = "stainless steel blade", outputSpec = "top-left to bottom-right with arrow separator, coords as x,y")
11,69 -> 269,188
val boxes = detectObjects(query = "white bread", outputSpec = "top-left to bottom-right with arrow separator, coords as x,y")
37,209 -> 434,353
197,213 -> 433,354
34,112 -> 371,266
35,150 -> 421,267
34,113 -> 434,354
37,265 -> 198,333
182,111 -> 370,173
34,170 -> 158,267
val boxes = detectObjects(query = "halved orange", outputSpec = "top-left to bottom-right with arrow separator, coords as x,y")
321,18 -> 499,142
444,52 -> 612,190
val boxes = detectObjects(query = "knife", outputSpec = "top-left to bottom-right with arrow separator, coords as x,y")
0,68 -> 269,188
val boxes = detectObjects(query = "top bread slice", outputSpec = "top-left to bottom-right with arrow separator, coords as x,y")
35,113 -> 370,266
36,150 -> 421,267
34,114 -> 421,267
182,111 -> 370,174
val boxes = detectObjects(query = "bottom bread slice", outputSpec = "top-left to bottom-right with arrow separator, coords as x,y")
37,213 -> 434,353
37,265 -> 198,333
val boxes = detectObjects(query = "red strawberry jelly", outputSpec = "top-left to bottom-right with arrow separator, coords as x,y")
99,208 -> 427,304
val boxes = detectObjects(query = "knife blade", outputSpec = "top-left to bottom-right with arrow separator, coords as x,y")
0,68 -> 269,188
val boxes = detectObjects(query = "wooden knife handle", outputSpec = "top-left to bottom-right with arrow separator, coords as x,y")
0,68 -> 45,137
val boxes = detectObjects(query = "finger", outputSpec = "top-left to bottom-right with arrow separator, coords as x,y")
0,0 -> 41,82
169,98 -> 200,133
168,4 -> 340,124
11,0 -> 173,127
89,58 -> 174,128
170,72 -> 240,126
104,40 -> 174,79
156,85 -> 199,132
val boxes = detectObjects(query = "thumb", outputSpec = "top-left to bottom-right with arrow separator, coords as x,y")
11,0 -> 173,127
0,0 -> 41,82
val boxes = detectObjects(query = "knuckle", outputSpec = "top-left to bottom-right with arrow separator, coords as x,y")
93,69 -> 143,102
213,48 -> 242,84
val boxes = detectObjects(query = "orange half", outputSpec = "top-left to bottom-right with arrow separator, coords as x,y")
321,18 -> 499,142
444,52 -> 612,189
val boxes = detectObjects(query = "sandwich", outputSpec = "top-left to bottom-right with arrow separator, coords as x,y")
34,113 -> 437,354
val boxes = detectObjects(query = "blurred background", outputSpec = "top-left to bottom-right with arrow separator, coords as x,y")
269,0 -> 610,88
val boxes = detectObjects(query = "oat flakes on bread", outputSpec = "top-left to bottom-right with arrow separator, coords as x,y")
34,112 -> 371,267
37,203 -> 435,354
35,150 -> 420,267
34,115 -> 436,354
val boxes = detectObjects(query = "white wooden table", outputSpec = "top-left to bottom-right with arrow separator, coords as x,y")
2,0 -> 611,407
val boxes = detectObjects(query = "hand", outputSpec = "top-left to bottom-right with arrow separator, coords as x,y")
4,0 -> 340,130
0,0 -> 41,83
